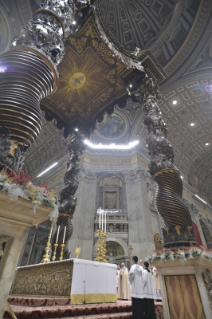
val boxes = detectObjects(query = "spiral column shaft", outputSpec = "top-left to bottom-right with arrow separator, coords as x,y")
51,132 -> 85,260
133,77 -> 196,247
0,0 -> 89,171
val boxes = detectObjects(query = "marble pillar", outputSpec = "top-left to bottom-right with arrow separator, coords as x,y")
0,193 -> 52,317
0,221 -> 27,317
153,258 -> 212,319
68,171 -> 97,260
125,170 -> 154,259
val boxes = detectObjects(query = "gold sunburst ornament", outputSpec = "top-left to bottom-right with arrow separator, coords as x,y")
57,47 -> 106,105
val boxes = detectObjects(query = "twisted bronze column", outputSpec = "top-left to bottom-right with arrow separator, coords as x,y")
133,76 -> 196,247
0,0 -> 88,172
51,131 -> 85,259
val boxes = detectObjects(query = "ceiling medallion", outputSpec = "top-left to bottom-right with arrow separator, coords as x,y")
69,72 -> 87,90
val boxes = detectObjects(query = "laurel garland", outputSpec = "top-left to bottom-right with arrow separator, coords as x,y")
0,169 -> 58,216
145,243 -> 212,263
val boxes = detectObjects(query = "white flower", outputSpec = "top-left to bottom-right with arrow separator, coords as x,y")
167,252 -> 174,261
188,249 -> 194,259
0,173 -> 6,182
179,251 -> 187,262
151,253 -> 157,262
160,252 -> 166,263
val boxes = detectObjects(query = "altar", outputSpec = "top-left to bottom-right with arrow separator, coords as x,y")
10,259 -> 117,305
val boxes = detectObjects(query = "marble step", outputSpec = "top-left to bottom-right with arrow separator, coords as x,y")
55,313 -> 132,319
4,300 -> 132,319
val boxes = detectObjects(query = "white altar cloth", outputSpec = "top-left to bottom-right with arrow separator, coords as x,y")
71,259 -> 117,304
11,258 -> 117,304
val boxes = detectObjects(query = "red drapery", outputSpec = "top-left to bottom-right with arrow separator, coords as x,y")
192,221 -> 202,246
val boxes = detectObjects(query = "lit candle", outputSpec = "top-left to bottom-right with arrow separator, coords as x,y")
63,226 -> 66,244
56,225 -> 60,243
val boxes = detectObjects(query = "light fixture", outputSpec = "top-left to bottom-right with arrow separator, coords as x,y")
84,140 -> 139,149
37,162 -> 58,178
205,142 -> 209,146
190,123 -> 195,126
194,194 -> 207,205
74,128 -> 79,131
180,175 -> 183,179
129,84 -> 133,88
172,100 -> 177,105
0,66 -> 7,73
72,20 -> 76,25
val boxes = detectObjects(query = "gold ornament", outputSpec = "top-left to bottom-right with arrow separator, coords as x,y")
75,245 -> 81,258
40,219 -> 55,263
59,243 -> 65,261
52,243 -> 58,261
94,229 -> 108,263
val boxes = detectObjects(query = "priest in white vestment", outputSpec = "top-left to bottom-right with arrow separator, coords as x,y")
128,256 -> 146,319
143,261 -> 156,319
118,262 -> 131,300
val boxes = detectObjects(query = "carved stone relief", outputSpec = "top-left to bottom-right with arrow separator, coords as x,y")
199,219 -> 212,248
202,268 -> 212,310
100,176 -> 121,187
0,235 -> 10,262
0,235 -> 13,279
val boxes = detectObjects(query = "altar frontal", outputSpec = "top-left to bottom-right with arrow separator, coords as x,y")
11,259 -> 117,304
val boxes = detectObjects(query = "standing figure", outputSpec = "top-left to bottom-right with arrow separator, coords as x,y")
152,266 -> 162,301
128,256 -> 146,319
118,262 -> 131,300
143,262 -> 156,319
116,264 -> 120,294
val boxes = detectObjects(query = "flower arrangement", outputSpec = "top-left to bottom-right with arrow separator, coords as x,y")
0,168 -> 57,213
145,242 -> 212,263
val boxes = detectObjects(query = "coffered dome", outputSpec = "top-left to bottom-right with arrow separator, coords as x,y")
98,0 -> 200,66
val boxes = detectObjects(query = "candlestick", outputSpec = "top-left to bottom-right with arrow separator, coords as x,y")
56,225 -> 60,243
40,218 -> 55,263
49,223 -> 53,240
59,243 -> 65,260
52,243 -> 58,261
63,226 -> 66,244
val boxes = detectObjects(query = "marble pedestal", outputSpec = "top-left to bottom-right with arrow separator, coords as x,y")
0,193 -> 52,318
153,258 -> 212,319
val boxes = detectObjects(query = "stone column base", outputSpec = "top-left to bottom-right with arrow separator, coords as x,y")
153,258 -> 212,319
162,225 -> 196,248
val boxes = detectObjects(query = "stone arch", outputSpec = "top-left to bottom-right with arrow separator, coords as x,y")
199,219 -> 212,249
93,237 -> 129,257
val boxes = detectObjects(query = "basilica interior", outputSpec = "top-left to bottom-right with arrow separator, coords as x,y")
1,0 -> 212,318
